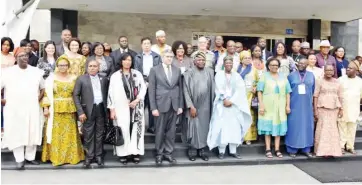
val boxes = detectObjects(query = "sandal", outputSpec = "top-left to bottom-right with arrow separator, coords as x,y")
246,141 -> 251,145
346,149 -> 356,155
289,153 -> 296,158
275,150 -> 283,158
265,150 -> 273,158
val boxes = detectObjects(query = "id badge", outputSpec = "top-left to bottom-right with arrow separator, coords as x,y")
180,67 -> 186,74
341,68 -> 346,76
298,84 -> 306,95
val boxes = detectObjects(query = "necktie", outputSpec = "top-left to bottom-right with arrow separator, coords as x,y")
167,65 -> 172,83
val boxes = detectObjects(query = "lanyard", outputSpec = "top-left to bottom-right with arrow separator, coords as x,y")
292,54 -> 301,61
298,71 -> 307,84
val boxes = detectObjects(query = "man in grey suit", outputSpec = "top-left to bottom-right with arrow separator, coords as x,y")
56,29 -> 72,56
148,49 -> 183,165
134,37 -> 162,134
73,60 -> 109,168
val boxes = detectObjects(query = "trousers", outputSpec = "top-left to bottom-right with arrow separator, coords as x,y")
13,145 -> 37,163
154,108 -> 177,157
338,121 -> 357,150
218,144 -> 238,154
83,103 -> 105,160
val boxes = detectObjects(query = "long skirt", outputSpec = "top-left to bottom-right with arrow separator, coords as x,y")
42,113 -> 85,166
314,108 -> 342,157
244,108 -> 257,141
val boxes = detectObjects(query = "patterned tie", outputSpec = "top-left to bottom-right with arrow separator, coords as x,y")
167,65 -> 172,83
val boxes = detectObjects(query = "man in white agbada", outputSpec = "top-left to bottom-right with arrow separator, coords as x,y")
151,30 -> 171,56
207,56 -> 252,159
1,49 -> 45,169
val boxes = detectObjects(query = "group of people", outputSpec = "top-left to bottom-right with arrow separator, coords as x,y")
1,29 -> 362,170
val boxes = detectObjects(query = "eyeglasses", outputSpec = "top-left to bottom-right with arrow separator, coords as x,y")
268,64 -> 279,67
58,64 -> 69,67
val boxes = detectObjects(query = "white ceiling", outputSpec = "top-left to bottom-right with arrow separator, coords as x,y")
38,0 -> 362,22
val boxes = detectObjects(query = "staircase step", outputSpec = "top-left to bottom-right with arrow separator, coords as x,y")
144,133 -> 182,144
2,149 -> 362,170
3,137 -> 362,162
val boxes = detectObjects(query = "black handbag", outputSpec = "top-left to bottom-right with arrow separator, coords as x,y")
104,120 -> 124,146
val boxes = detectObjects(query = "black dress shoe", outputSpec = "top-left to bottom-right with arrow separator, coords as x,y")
83,159 -> 91,169
155,156 -> 162,165
229,153 -> 242,159
218,153 -> 225,159
163,156 -> 177,164
96,157 -> 104,166
199,154 -> 209,161
188,155 -> 196,161
147,128 -> 155,134
26,160 -> 40,165
16,161 -> 25,170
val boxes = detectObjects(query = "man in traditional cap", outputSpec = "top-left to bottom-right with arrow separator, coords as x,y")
151,30 -> 171,56
1,48 -> 45,170
315,40 -> 337,77
300,41 -> 311,56
182,51 -> 215,161
337,60 -> 362,155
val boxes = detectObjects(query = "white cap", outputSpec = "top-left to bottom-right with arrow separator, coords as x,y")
155,30 -> 166,37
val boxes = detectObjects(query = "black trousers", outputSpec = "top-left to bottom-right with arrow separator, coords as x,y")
82,103 -> 105,160
154,108 -> 177,157
145,90 -> 155,130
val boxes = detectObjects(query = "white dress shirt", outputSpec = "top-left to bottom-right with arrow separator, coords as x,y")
142,52 -> 154,76
90,74 -> 103,105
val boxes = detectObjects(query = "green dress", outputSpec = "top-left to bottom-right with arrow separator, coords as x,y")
257,72 -> 292,136
41,79 -> 85,166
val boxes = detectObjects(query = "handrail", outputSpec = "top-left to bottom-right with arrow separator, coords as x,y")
1,0 -> 36,26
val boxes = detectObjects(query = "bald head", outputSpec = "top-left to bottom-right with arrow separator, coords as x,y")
226,40 -> 236,54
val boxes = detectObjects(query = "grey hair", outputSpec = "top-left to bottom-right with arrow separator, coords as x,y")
223,56 -> 233,63
163,49 -> 174,56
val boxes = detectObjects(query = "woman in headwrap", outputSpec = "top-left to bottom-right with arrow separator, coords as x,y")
237,51 -> 258,145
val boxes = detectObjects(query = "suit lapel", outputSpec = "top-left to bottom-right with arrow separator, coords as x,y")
158,65 -> 171,86
86,74 -> 95,100
170,65 -> 178,87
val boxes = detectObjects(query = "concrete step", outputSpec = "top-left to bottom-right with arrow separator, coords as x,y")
2,149 -> 362,170
3,137 -> 362,162
144,133 -> 182,144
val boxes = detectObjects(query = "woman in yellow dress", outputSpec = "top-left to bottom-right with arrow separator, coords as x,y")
59,38 -> 86,77
42,57 -> 85,166
238,51 -> 258,145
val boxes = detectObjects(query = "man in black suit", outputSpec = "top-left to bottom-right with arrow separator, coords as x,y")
73,60 -> 109,168
110,36 -> 137,73
134,37 -> 162,134
148,49 -> 183,165
257,37 -> 273,61
56,29 -> 72,56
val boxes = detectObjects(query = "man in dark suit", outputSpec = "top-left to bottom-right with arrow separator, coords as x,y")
73,60 -> 109,168
110,36 -> 137,73
134,37 -> 162,134
56,29 -> 72,56
257,37 -> 273,61
148,49 -> 183,165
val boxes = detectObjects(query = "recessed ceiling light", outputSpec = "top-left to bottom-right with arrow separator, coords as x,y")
78,4 -> 88,8
202,8 -> 211,11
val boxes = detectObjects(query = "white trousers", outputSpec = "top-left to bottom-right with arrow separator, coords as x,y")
218,144 -> 238,154
338,121 -> 357,150
12,145 -> 37,163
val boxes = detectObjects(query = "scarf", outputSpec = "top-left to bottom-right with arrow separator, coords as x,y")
237,64 -> 252,79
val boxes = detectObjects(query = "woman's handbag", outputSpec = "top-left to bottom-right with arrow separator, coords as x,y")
251,96 -> 259,111
104,120 -> 124,146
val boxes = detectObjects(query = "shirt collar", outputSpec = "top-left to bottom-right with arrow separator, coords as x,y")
143,51 -> 152,56
89,74 -> 99,79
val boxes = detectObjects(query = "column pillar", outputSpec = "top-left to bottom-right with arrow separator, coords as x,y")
331,20 -> 360,59
307,19 -> 321,51
50,9 -> 78,43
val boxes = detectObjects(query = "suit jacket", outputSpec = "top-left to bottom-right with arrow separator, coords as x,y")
56,43 -> 65,57
28,53 -> 39,67
110,48 -> 137,73
73,74 -> 109,120
263,49 -> 273,61
134,51 -> 162,82
85,56 -> 114,77
148,64 -> 184,113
